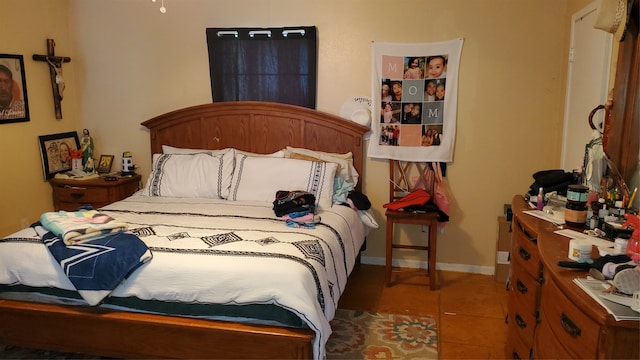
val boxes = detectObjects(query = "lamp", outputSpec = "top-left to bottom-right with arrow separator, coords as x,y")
151,0 -> 167,13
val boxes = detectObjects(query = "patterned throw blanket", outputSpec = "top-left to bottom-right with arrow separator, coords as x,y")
40,210 -> 128,245
33,222 -> 152,306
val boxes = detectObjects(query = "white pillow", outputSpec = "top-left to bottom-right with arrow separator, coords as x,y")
162,145 -> 218,155
163,145 -> 284,158
284,147 -> 358,188
228,154 -> 338,210
227,148 -> 285,158
141,151 -> 235,199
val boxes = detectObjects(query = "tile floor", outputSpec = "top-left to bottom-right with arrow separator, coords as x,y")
338,264 -> 510,359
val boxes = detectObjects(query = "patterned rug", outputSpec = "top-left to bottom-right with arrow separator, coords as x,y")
327,309 -> 438,359
0,309 -> 438,359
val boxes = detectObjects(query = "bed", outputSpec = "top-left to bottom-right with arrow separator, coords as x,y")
0,101 -> 372,359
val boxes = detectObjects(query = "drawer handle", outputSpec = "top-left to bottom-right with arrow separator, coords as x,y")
512,351 -> 521,360
516,279 -> 528,294
515,313 -> 527,328
518,247 -> 531,261
560,312 -> 581,337
70,193 -> 85,199
516,220 -> 537,243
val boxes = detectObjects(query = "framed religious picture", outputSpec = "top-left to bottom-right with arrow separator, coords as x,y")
38,131 -> 80,179
97,155 -> 114,174
0,54 -> 30,124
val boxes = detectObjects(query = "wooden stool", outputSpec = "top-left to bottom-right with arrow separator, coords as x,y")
384,160 -> 439,290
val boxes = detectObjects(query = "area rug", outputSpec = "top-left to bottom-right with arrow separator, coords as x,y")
327,309 -> 438,359
0,309 -> 438,359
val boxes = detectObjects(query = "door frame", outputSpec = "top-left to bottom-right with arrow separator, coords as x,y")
560,1 -> 612,170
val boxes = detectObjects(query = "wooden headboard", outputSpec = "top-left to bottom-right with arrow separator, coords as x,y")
141,101 -> 370,186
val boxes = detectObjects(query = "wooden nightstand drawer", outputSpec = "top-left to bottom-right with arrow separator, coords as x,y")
54,186 -> 110,203
49,174 -> 141,211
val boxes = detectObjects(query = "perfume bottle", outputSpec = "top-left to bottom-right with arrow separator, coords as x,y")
537,187 -> 544,211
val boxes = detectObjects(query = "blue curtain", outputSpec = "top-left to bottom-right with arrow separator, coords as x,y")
206,27 -> 317,109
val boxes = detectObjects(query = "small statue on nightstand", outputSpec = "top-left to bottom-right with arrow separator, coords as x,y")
81,128 -> 95,173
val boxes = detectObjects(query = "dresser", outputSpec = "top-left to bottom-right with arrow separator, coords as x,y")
506,195 -> 639,359
50,174 -> 141,211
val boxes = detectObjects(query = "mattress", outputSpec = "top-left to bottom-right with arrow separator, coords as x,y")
0,194 -> 369,359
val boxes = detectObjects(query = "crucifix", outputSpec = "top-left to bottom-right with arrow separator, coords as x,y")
33,39 -> 71,119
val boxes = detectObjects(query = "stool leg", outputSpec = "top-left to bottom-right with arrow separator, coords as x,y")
428,220 -> 438,290
385,218 -> 393,287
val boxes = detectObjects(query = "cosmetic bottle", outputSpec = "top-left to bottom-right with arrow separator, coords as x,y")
537,187 -> 544,211
598,198 -> 608,228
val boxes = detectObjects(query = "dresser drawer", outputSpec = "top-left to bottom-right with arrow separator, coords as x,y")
534,309 -> 573,359
507,290 -> 537,346
53,185 -> 110,203
510,264 -> 540,317
539,277 -> 600,358
505,317 -> 533,359
512,217 -> 541,279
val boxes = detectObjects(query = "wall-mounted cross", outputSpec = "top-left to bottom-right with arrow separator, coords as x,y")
33,39 -> 71,119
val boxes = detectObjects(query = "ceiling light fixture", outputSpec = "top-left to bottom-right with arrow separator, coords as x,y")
151,0 -> 167,13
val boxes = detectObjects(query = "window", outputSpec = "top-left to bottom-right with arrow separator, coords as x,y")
206,26 -> 317,109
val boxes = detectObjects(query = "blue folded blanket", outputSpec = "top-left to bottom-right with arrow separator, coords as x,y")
34,223 -> 152,306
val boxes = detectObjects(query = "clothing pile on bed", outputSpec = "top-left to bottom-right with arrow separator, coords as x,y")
273,190 -> 321,228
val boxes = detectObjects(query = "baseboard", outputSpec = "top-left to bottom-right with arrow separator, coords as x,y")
360,256 -> 495,276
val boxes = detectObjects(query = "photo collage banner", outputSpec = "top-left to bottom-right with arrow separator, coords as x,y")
368,38 -> 464,162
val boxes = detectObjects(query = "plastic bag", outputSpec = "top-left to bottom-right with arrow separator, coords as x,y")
433,162 -> 450,228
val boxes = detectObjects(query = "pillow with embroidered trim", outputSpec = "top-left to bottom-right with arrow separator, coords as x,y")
141,151 -> 234,199
284,147 -> 357,203
163,145 -> 285,158
284,147 -> 358,187
232,149 -> 286,158
228,154 -> 337,210
162,145 -> 218,155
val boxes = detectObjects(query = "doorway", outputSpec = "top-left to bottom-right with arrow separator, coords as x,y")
560,2 -> 612,171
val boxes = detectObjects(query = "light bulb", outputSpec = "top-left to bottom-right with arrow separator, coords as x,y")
160,6 -> 166,13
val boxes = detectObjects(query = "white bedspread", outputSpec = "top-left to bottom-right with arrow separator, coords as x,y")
0,195 -> 369,360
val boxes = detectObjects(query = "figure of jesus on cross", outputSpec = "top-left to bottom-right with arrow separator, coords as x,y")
33,39 -> 71,119
45,57 -> 65,100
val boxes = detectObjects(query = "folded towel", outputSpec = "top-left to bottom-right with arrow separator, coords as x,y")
40,210 -> 127,245
283,213 -> 319,223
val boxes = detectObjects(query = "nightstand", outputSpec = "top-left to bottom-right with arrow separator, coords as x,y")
50,174 -> 141,211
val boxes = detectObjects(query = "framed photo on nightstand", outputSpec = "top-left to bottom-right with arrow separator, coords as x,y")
38,131 -> 80,179
97,155 -> 114,174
